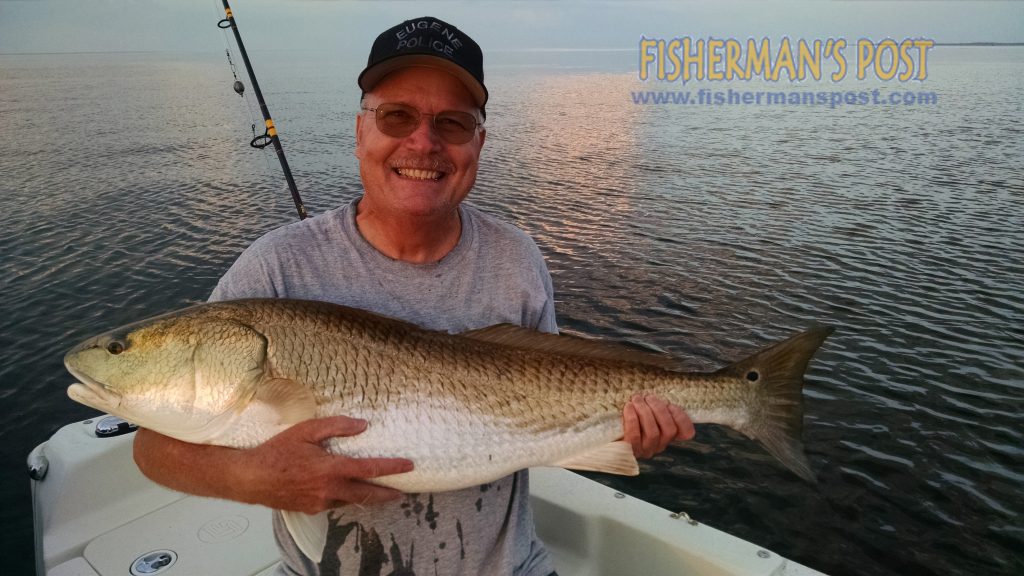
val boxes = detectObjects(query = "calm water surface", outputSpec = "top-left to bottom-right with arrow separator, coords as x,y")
1,48 -> 1022,575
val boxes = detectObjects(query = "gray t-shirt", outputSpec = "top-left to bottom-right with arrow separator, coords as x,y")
210,198 -> 557,576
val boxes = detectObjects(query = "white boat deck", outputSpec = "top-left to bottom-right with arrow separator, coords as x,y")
32,418 -> 825,576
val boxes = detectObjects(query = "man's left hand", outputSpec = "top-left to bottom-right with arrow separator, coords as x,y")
622,394 -> 695,459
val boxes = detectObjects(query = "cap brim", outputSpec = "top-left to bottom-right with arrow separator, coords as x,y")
358,54 -> 487,108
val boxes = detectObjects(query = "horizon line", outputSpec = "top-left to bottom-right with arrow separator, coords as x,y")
3,42 -> 1024,57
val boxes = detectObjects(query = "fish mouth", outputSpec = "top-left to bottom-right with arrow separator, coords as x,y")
67,381 -> 120,413
64,349 -> 122,412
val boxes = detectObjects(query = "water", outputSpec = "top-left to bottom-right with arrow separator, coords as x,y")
2,47 -> 1022,575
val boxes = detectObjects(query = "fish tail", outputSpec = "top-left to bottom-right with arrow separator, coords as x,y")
715,325 -> 834,483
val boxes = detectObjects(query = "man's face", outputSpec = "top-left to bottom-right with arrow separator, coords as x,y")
355,66 -> 486,220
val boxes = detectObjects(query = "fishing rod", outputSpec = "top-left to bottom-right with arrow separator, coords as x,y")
217,0 -> 308,220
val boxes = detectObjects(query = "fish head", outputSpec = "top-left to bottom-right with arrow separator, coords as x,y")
65,305 -> 269,442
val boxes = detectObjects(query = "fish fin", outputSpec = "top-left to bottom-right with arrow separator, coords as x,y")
460,325 -> 684,370
161,377 -> 313,446
253,378 -> 318,426
716,325 -> 834,483
145,406 -> 242,445
553,441 -> 639,476
281,510 -> 327,563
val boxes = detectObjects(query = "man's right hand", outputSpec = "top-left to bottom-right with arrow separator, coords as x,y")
133,416 -> 415,515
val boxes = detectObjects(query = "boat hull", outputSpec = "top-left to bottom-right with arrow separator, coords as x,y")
30,416 -> 826,576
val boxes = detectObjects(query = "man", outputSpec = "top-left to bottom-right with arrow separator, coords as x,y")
134,16 -> 694,575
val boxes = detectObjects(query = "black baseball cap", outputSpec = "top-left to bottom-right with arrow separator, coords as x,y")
358,17 -> 488,108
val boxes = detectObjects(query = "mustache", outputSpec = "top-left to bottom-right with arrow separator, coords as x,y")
388,156 -> 456,174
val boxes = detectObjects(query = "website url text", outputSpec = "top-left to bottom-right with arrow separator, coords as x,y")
631,88 -> 938,108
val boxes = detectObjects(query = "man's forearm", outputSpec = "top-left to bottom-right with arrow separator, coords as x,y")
133,427 -> 251,501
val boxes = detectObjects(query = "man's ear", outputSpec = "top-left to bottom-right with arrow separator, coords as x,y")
478,126 -> 486,150
354,113 -> 364,158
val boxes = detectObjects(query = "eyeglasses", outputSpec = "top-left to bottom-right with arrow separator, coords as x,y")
361,103 -> 482,145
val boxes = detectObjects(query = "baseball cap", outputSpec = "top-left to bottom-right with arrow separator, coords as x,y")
358,17 -> 488,108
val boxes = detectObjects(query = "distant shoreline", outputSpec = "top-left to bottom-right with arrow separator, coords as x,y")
933,42 -> 1024,46
2,43 -> 1024,57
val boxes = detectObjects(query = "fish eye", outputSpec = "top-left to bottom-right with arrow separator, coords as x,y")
106,341 -> 125,355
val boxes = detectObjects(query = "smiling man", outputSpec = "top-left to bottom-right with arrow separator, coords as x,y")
354,66 -> 484,264
133,16 -> 693,576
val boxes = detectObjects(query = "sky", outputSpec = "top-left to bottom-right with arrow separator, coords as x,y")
0,0 -> 1022,55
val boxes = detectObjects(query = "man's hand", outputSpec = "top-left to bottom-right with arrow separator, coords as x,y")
134,416 -> 414,515
233,417 -> 414,513
622,394 -> 695,459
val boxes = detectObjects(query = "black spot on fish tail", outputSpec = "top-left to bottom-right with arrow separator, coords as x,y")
715,324 -> 834,483
479,483 -> 491,493
474,498 -> 482,512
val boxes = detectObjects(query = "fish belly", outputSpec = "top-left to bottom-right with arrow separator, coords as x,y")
321,401 -> 624,493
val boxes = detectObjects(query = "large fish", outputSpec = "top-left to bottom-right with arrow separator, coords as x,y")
65,298 -> 832,562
